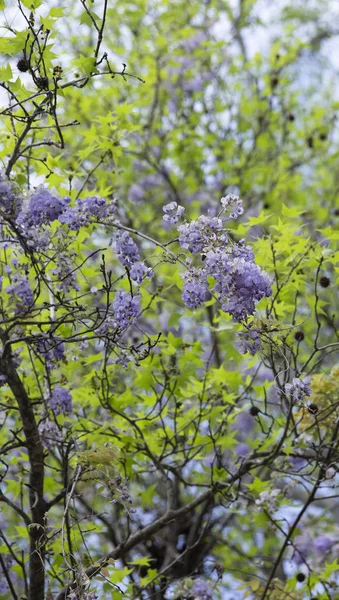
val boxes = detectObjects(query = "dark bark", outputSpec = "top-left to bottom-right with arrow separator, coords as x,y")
0,332 -> 46,600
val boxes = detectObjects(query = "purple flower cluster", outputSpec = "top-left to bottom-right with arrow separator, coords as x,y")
59,195 -> 114,230
293,534 -> 333,564
50,386 -> 72,415
130,262 -> 154,284
163,201 -> 185,224
314,535 -> 333,556
285,377 -> 311,402
235,442 -> 250,457
113,290 -> 140,329
191,578 -> 213,600
36,336 -> 65,366
51,256 -> 81,293
182,268 -> 209,309
236,326 -> 262,355
220,193 -> 244,219
213,249 -> 272,321
96,316 -> 116,336
178,215 -> 223,254
181,234 -> 272,321
16,187 -> 70,227
116,231 -> 140,267
6,276 -> 34,313
0,177 -> 19,216
114,231 -> 153,284
128,173 -> 163,203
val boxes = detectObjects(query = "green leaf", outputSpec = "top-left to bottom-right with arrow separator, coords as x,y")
281,203 -> 305,218
20,0 -> 43,8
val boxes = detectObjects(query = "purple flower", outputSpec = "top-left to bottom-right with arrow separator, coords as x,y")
0,178 -> 20,216
52,256 -> 81,293
163,201 -> 185,224
80,195 -> 110,218
236,326 -> 262,355
113,290 -> 140,329
220,194 -> 244,219
290,453 -> 308,471
130,262 -> 154,284
129,183 -> 144,203
58,206 -> 87,230
192,578 -> 213,600
182,268 -> 209,309
50,386 -> 72,415
314,536 -> 333,556
16,187 -> 70,227
183,77 -> 203,93
140,174 -> 161,189
173,199 -> 272,321
216,249 -> 272,322
96,316 -> 116,336
36,336 -> 65,366
235,443 -> 250,457
6,277 -> 34,312
116,232 -> 140,268
285,377 -> 311,402
179,222 -> 204,254
59,196 -> 114,230
82,593 -> 99,600
232,410 -> 254,440
178,215 -> 223,254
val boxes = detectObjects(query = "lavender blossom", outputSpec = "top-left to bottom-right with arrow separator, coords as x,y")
220,193 -> 244,219
80,195 -> 110,218
191,578 -> 213,600
58,206 -> 88,230
36,336 -> 65,366
314,536 -> 333,556
96,316 -> 117,336
129,183 -> 144,203
50,386 -> 72,415
116,231 -> 140,268
6,277 -> 34,312
113,290 -> 140,328
177,210 -> 271,320
236,326 -> 262,355
163,201 -> 185,224
182,268 -> 209,309
16,187 -> 70,227
0,177 -> 20,216
178,215 -> 223,254
235,443 -> 250,457
51,257 -> 81,293
285,377 -> 311,402
232,410 -> 254,441
130,262 -> 154,284
59,195 -> 114,230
